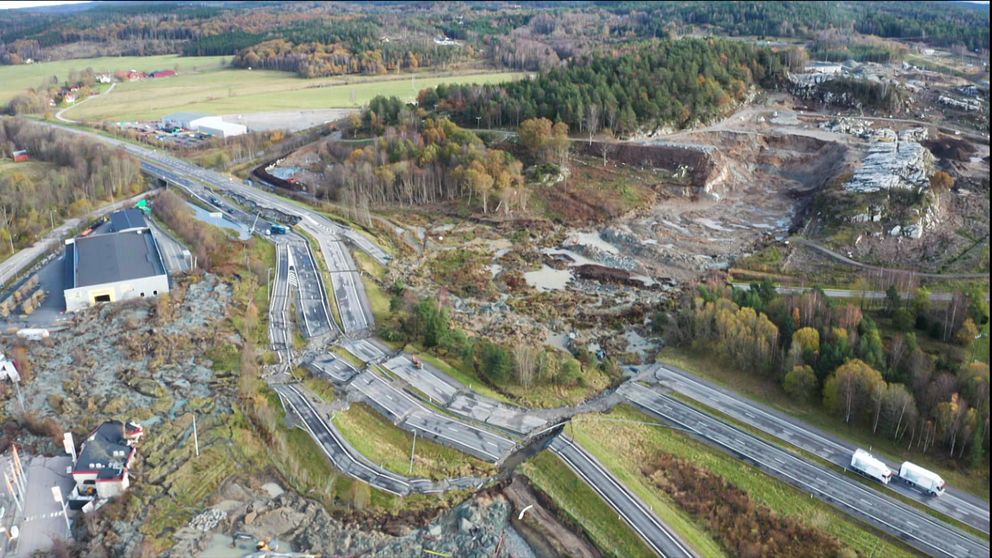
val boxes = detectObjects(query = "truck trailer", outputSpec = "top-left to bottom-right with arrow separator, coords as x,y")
850,449 -> 893,484
899,461 -> 946,496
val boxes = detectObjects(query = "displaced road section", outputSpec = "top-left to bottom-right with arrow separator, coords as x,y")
274,383 -> 483,496
622,382 -> 990,558
549,436 -> 696,558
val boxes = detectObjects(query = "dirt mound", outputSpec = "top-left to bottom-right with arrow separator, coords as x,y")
576,140 -> 714,189
923,136 -> 977,162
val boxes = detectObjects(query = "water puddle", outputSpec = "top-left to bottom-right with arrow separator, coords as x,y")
524,265 -> 572,292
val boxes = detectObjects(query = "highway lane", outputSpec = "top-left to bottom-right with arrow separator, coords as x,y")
330,270 -> 371,333
307,352 -> 358,384
649,364 -> 991,534
622,382 -> 990,558
350,370 -> 517,462
274,384 -> 411,496
549,436 -> 695,558
268,243 -> 293,357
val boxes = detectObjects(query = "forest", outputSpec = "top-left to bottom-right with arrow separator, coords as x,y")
0,118 -> 143,256
313,100 -> 527,220
418,39 -> 795,136
666,278 -> 989,468
1,2 -> 986,69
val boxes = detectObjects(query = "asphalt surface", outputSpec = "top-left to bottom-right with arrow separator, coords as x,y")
268,243 -> 293,358
549,436 -> 695,558
145,218 -> 190,274
622,382 -> 990,558
650,363 -> 991,534
273,383 -> 483,496
350,370 -> 517,462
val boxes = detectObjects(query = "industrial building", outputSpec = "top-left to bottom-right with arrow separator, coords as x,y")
161,111 -> 207,129
160,112 -> 247,138
63,213 -> 170,312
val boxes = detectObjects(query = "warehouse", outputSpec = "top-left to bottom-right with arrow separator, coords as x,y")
161,111 -> 207,129
109,207 -> 147,232
63,226 -> 169,312
191,116 -> 247,138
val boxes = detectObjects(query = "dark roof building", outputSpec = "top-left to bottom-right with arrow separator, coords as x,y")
109,208 -> 147,233
63,227 -> 170,312
71,421 -> 144,499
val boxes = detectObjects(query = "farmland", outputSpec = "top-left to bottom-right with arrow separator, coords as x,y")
0,54 -> 228,105
58,65 -> 522,122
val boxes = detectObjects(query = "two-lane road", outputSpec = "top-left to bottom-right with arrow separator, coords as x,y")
549,436 -> 695,558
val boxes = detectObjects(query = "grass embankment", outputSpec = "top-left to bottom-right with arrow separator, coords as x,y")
659,346 -> 991,501
64,64 -> 523,121
521,451 -> 657,558
333,402 -> 495,480
571,406 -> 920,558
668,391 -> 991,541
0,54 -> 229,105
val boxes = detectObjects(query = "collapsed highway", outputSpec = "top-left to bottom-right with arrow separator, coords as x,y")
36,123 -> 988,558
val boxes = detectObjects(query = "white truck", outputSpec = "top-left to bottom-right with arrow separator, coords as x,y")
899,461 -> 946,496
850,449 -> 893,484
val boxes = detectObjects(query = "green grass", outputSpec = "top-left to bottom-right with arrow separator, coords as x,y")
521,451 -> 657,558
62,64 -> 524,121
566,421 -> 726,557
659,346 -> 991,501
354,250 -> 386,280
332,402 -> 495,480
572,406 -> 920,558
0,54 -> 230,105
360,272 -> 391,326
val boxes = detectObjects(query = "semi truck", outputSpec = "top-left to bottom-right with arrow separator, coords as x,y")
850,449 -> 893,484
899,461 -> 946,496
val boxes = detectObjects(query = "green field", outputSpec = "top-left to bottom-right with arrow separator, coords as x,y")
38,59 -> 521,121
0,54 -> 229,105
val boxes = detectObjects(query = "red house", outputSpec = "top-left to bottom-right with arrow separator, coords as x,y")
12,150 -> 29,162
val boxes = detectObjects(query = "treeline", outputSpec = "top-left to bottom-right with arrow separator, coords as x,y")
231,37 -> 463,78
667,279 -> 990,466
315,99 -> 525,218
0,118 -> 143,255
152,189 -> 239,273
418,39 -> 794,136
605,1 -> 988,51
383,294 -> 619,391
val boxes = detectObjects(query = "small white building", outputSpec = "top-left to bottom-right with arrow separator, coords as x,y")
804,62 -> 844,75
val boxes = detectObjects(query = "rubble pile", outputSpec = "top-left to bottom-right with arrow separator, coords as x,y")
188,509 -> 227,532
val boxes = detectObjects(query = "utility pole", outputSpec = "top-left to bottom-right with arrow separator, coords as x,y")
192,413 -> 200,457
49,210 -> 55,230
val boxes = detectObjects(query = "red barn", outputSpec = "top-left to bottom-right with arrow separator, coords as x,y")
150,69 -> 177,78
12,150 -> 29,162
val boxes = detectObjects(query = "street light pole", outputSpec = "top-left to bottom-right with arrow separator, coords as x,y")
51,485 -> 71,537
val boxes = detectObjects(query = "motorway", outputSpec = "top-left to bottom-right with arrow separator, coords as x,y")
274,383 -> 484,496
549,436 -> 695,558
622,382 -> 990,558
650,363 -> 991,534
49,123 -> 991,557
